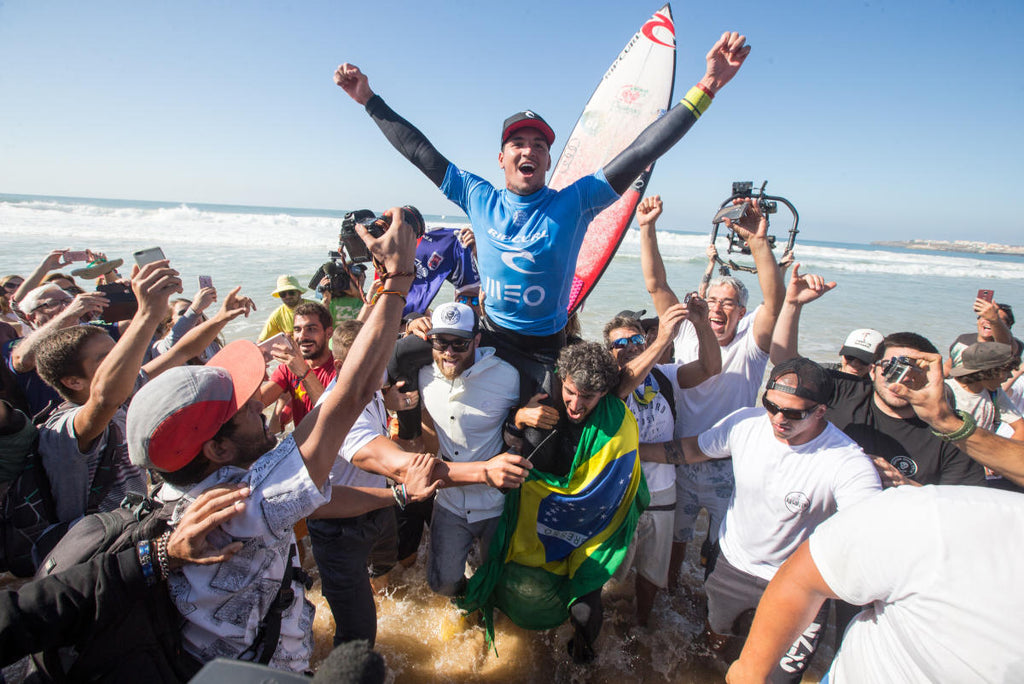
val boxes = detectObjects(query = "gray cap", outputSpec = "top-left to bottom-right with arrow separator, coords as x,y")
949,342 -> 1014,378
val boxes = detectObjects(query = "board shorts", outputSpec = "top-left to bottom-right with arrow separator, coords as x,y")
674,459 -> 734,544
615,485 -> 675,588
705,549 -> 828,682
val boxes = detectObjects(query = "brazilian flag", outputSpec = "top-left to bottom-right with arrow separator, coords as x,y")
458,395 -> 648,649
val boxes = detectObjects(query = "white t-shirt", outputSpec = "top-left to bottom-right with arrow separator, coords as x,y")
625,363 -> 677,493
159,436 -> 331,672
811,485 -> 1024,684
317,387 -> 388,489
419,346 -> 519,522
1006,373 -> 1024,413
945,379 -> 1022,432
674,308 -> 768,438
698,407 -> 881,581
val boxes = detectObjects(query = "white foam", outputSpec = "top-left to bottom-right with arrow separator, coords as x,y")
614,229 -> 1024,281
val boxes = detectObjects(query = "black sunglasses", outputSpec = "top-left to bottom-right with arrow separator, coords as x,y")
609,334 -> 646,350
430,336 -> 472,352
762,394 -> 819,421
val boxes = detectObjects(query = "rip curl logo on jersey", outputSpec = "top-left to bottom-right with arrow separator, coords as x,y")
523,111 -> 537,119
427,251 -> 443,270
501,250 -> 540,275
784,491 -> 811,514
890,455 -> 918,477
440,305 -> 463,326
641,12 -> 675,49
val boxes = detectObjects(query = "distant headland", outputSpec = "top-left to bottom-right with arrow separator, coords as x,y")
872,240 -> 1024,256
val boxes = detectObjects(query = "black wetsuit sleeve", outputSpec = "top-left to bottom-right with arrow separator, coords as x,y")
603,86 -> 711,195
0,547 -> 149,666
365,94 -> 451,188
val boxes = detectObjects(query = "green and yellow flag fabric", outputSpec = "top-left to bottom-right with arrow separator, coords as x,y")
458,395 -> 648,649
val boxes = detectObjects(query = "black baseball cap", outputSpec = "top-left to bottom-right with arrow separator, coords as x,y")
501,111 -> 555,146
766,357 -> 835,405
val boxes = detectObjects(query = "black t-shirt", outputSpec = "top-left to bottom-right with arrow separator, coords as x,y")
824,371 -> 986,486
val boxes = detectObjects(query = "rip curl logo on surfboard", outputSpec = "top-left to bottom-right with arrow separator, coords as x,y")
641,12 -> 675,49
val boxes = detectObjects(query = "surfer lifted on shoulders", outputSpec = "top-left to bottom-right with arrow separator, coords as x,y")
335,31 -> 749,398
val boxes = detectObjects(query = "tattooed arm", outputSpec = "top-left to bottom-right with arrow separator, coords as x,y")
638,436 -> 710,465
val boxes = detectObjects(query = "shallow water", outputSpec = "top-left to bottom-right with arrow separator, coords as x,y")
302,514 -> 830,683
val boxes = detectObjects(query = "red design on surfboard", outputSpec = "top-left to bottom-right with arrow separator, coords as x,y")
641,13 -> 675,48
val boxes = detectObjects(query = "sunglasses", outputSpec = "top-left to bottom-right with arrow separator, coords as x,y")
430,336 -> 472,352
761,394 -> 819,421
31,297 -> 73,313
3,282 -> 22,291
455,295 -> 480,307
609,334 -> 646,350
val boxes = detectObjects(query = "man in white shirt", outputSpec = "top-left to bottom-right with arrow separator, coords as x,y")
636,194 -> 785,587
726,486 -> 1024,684
417,302 -> 533,596
660,357 -> 881,682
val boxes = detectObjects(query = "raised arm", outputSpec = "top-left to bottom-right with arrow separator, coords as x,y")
975,298 -> 1012,345
769,264 -> 836,364
723,199 -> 785,352
676,296 -> 723,388
72,262 -> 182,450
335,63 -> 450,187
155,287 -> 217,354
637,195 -> 680,316
11,250 -> 70,304
616,303 -> 688,398
890,351 -> 1024,487
603,32 -> 750,194
144,286 -> 255,379
11,291 -> 108,372
293,208 -> 417,488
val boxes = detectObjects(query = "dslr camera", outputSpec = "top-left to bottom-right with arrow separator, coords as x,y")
339,206 -> 426,264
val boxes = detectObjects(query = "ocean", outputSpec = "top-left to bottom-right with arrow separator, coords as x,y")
3,193 -> 1022,361
2,193 -> 1023,682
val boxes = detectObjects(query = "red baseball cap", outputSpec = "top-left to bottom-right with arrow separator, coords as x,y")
127,340 -> 266,473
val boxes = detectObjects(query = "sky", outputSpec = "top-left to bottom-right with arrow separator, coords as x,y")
1,0 -> 1022,244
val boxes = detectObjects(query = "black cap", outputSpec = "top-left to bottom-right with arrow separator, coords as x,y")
501,111 -> 555,146
766,357 -> 835,405
616,309 -> 647,320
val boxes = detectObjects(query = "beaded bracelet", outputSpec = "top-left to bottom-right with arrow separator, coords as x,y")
136,539 -> 156,587
930,410 -> 977,442
155,530 -> 172,581
371,290 -> 408,306
391,483 -> 408,510
292,368 -> 311,389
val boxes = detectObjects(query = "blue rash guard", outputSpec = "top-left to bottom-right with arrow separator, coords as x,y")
441,164 -> 619,336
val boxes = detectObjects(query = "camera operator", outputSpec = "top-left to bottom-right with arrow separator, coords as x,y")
310,254 -> 366,324
771,266 -> 986,489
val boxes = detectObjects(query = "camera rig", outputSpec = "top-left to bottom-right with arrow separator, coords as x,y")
702,181 -> 799,291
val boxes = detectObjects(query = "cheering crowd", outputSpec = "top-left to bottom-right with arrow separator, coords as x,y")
2,27 -> 1023,684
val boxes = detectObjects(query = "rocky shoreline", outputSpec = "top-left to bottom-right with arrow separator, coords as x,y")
872,240 -> 1024,256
